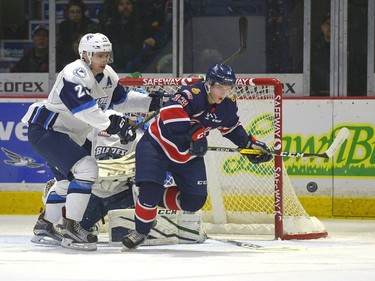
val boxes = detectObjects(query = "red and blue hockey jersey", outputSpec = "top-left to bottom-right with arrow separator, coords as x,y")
147,80 -> 250,163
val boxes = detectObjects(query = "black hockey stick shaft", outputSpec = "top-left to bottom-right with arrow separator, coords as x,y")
208,127 -> 349,159
132,109 -> 160,131
207,146 -> 330,158
222,16 -> 248,64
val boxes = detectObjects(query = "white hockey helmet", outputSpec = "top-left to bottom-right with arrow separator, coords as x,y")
78,33 -> 113,63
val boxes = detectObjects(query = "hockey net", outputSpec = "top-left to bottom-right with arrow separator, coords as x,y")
119,77 -> 327,240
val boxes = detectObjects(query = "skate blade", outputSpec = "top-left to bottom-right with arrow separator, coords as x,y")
121,246 -> 138,252
61,238 -> 97,251
31,235 -> 61,246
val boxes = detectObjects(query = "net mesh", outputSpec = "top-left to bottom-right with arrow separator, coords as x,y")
120,77 -> 327,239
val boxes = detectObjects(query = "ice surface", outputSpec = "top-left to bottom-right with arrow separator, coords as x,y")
0,215 -> 374,281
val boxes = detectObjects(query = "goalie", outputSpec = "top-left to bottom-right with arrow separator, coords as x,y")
31,110 -> 207,248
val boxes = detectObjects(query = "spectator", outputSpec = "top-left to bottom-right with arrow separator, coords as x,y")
125,0 -> 173,72
97,0 -> 118,27
102,0 -> 151,72
310,13 -> 330,96
156,53 -> 172,73
56,0 -> 100,71
11,24 -> 49,73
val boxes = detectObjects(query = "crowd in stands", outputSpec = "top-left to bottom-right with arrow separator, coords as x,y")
4,0 -> 172,73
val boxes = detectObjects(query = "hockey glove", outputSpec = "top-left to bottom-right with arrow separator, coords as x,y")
148,91 -> 164,111
187,123 -> 207,157
106,114 -> 125,135
243,136 -> 273,164
106,115 -> 136,144
118,124 -> 136,145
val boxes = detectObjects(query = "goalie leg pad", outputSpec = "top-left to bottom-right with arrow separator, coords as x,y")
108,209 -> 207,246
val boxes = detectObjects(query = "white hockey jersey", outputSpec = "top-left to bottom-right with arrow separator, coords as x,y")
90,110 -> 144,198
22,59 -> 152,145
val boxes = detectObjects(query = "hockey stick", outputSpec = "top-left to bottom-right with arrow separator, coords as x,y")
130,91 -> 174,131
132,109 -> 160,131
208,127 -> 349,159
129,17 -> 247,131
209,237 -> 303,251
222,16 -> 248,64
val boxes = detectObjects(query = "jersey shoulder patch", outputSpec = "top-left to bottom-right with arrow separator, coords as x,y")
72,67 -> 87,78
228,94 -> 236,102
63,60 -> 94,88
191,87 -> 201,95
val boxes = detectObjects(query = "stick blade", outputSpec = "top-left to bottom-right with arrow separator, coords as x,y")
222,16 -> 248,64
325,127 -> 350,158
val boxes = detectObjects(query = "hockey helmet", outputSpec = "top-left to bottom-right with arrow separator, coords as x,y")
205,63 -> 236,87
78,33 -> 113,63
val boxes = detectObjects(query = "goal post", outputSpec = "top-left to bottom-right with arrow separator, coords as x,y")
119,77 -> 328,240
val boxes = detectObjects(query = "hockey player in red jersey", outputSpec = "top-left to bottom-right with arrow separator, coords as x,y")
122,63 -> 273,249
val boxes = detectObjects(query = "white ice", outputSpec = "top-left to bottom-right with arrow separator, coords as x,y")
0,215 -> 374,281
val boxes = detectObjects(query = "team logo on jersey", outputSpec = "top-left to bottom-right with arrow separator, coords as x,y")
96,97 -> 108,110
229,94 -> 236,102
73,67 -> 87,78
204,112 -> 222,123
95,146 -> 128,159
192,88 -> 200,94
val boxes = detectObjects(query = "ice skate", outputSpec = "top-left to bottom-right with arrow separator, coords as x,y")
121,230 -> 147,250
61,218 -> 98,251
121,220 -> 157,250
31,213 -> 63,246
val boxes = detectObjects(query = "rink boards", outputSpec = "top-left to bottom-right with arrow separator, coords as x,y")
0,97 -> 375,218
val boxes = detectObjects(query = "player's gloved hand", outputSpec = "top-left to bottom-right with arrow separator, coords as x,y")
242,136 -> 273,164
187,123 -> 207,157
118,125 -> 136,145
148,91 -> 164,111
106,114 -> 125,135
106,115 -> 136,144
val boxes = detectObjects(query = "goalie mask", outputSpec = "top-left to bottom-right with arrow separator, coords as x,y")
78,33 -> 113,64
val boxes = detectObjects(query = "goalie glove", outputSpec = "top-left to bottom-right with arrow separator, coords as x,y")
242,136 -> 273,164
106,115 -> 136,145
187,123 -> 207,157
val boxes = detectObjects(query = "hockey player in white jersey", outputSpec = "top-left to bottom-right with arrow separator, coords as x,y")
32,110 -> 206,247
22,33 -> 162,251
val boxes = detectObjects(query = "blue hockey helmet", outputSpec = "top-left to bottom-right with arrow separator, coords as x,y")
205,63 -> 236,87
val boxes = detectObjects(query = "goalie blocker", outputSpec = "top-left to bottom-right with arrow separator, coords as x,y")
108,209 -> 207,246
